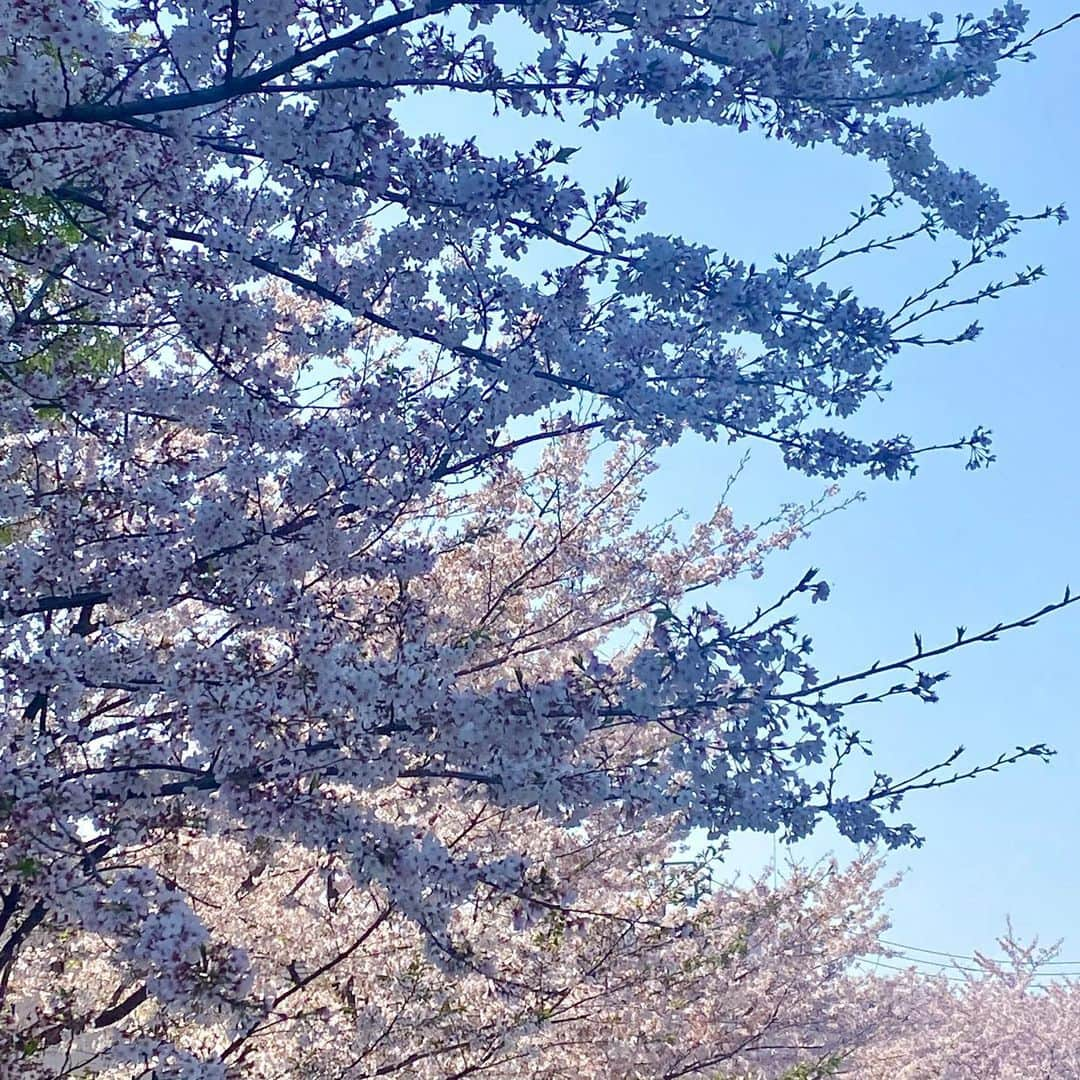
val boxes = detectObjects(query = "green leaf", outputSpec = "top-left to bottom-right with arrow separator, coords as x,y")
15,856 -> 40,880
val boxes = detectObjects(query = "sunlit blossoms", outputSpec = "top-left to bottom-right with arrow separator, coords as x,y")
0,0 -> 1075,1074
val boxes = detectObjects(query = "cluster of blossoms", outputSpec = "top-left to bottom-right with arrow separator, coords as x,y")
13,795 -> 906,1076
0,0 -> 1062,472
8,822 -> 1080,1078
850,935 -> 1080,1079
0,380 -> 1068,1072
0,0 -> 1074,1074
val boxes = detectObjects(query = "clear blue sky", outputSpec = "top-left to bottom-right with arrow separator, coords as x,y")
401,3 -> 1080,969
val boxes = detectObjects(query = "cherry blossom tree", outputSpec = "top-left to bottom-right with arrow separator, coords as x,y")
7,831 -> 898,1078
1,0 -> 1078,1074
0,412 -> 1073,1076
845,932 -> 1080,1079
1,0 -> 1070,474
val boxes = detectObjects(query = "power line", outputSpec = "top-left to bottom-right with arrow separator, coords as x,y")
877,938 -> 1080,968
871,953 -> 1080,978
856,958 -> 1080,984
865,947 -> 1080,979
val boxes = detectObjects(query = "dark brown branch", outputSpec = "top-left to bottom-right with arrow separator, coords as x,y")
93,984 -> 149,1028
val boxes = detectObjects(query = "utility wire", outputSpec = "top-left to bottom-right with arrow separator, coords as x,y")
877,938 -> 1080,968
856,958 -> 1080,984
871,953 -> 1080,977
